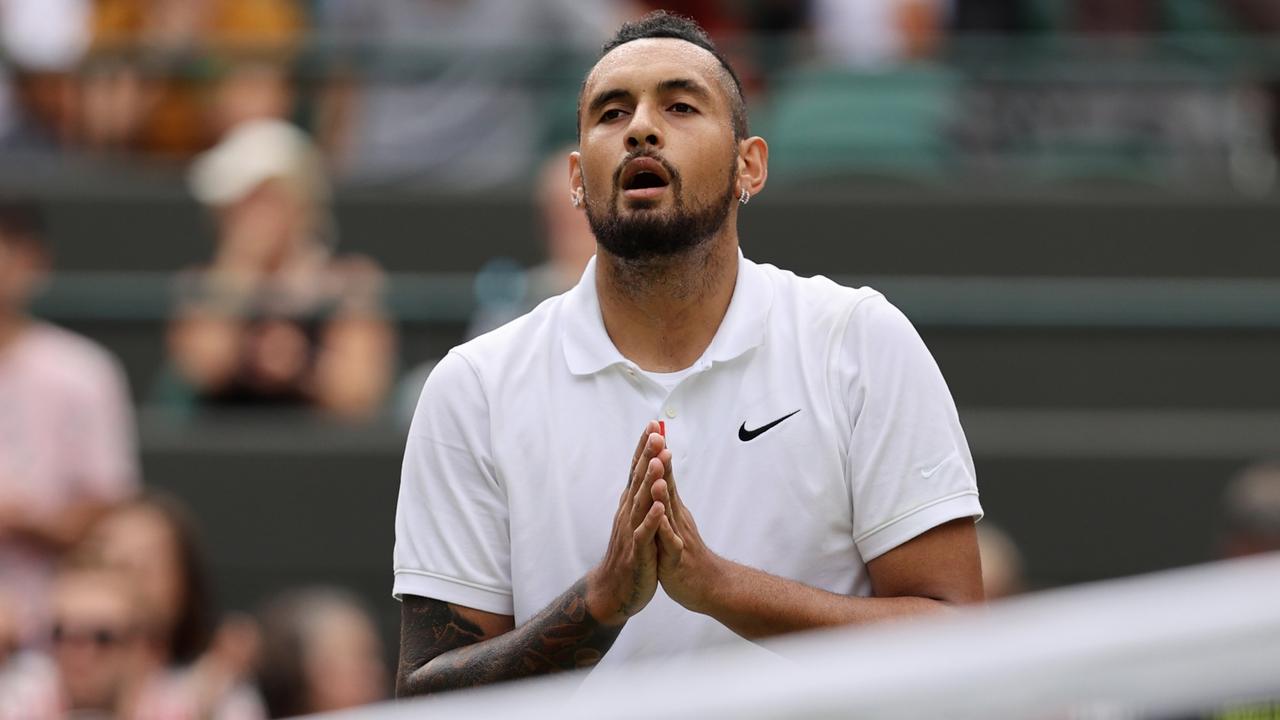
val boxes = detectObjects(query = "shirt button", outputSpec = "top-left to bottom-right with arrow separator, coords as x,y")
665,407 -> 677,418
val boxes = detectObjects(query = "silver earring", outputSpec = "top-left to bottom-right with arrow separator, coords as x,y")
571,192 -> 581,208
739,187 -> 750,205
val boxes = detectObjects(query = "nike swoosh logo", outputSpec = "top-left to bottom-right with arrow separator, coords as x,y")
738,409 -> 801,442
921,458 -> 950,478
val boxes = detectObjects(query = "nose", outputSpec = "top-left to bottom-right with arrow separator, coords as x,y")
625,102 -> 663,151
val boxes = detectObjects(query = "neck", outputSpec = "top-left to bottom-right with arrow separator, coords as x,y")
595,230 -> 739,372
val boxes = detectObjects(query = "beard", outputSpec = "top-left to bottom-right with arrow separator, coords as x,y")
584,153 -> 737,262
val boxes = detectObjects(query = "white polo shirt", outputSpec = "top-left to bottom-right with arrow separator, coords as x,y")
394,251 -> 982,667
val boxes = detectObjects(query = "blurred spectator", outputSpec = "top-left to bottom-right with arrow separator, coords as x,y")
49,562 -> 144,717
1219,461 -> 1280,558
0,201 -> 139,644
976,522 -> 1026,600
314,0 -> 623,189
467,147 -> 597,338
80,0 -> 304,158
0,0 -> 91,149
85,492 -> 265,719
256,588 -> 388,717
166,119 -> 395,418
812,0 -> 947,68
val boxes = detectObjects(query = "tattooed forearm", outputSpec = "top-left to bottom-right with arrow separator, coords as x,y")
397,579 -> 622,697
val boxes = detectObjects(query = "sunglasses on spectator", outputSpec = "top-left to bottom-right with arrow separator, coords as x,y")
51,623 -> 133,649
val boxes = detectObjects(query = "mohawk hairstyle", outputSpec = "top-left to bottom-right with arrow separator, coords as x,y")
579,10 -> 749,141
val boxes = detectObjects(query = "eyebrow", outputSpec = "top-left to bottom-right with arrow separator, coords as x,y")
656,77 -> 714,103
585,88 -> 633,120
584,77 -> 717,121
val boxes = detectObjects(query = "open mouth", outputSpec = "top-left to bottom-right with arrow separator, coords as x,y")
628,172 -> 667,189
620,157 -> 672,199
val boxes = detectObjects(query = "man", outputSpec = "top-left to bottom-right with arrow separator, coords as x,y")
0,201 -> 138,643
394,11 -> 983,696
48,563 -> 144,717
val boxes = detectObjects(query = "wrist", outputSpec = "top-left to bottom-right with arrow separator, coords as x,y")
584,567 -> 628,627
685,552 -> 733,616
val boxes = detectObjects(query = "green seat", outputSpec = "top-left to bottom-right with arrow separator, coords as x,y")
760,64 -> 958,185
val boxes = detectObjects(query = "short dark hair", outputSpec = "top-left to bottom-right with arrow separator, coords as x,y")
579,10 -> 749,142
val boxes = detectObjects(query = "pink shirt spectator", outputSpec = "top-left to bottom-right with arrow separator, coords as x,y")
0,322 -> 139,641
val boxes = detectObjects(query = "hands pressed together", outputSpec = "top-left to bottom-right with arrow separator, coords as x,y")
586,421 -> 724,626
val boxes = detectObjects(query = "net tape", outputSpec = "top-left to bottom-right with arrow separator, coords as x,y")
325,552 -> 1280,720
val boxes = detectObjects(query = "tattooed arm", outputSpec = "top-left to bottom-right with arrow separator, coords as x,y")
396,580 -> 617,695
396,423 -> 674,696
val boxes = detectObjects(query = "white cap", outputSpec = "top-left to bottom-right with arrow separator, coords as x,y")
189,119 -> 330,207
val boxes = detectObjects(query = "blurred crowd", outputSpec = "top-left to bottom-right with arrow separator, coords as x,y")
2,180 -> 392,716
4,1 -> 1280,717
1,1 -> 1279,178
0,0 -> 1276,418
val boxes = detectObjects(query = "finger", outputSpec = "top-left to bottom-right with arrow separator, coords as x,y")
660,449 -> 682,519
620,425 -> 654,506
650,477 -> 669,505
633,502 -> 664,558
630,455 -> 664,528
630,433 -> 664,490
621,429 -> 663,506
651,476 -> 677,530
629,420 -> 660,470
655,449 -> 677,526
657,514 -> 684,559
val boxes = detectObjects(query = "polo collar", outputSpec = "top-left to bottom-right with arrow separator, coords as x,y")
561,249 -> 774,376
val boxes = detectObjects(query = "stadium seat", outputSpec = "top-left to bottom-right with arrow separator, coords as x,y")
760,64 -> 959,186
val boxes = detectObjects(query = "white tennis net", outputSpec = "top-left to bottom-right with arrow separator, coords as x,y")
325,552 -> 1280,720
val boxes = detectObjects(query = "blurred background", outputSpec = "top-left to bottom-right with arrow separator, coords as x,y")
2,0 -> 1280,717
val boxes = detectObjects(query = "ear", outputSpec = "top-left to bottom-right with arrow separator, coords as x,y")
569,151 -> 586,209
736,136 -> 768,199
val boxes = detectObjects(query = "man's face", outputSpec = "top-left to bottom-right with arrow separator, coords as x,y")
51,572 -> 139,711
574,39 -> 740,261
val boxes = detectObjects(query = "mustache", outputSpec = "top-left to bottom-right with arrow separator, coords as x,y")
612,151 -> 681,188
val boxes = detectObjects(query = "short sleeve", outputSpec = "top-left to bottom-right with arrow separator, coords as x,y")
393,351 -> 513,615
841,295 -> 982,562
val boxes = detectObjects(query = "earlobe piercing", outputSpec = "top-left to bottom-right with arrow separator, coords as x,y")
571,192 -> 581,208
739,187 -> 750,205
